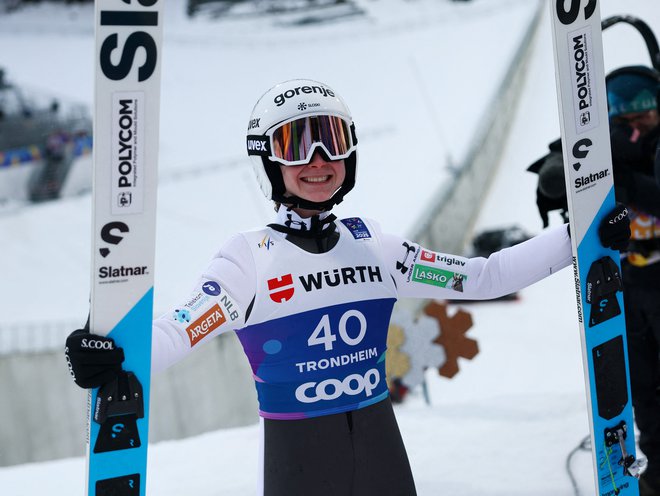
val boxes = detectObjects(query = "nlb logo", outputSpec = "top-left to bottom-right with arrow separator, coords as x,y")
295,368 -> 380,404
186,304 -> 227,346
268,274 -> 295,303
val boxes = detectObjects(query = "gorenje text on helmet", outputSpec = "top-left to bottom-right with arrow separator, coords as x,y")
273,85 -> 336,107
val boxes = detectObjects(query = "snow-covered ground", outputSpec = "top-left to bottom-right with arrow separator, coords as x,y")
1,0 -> 659,494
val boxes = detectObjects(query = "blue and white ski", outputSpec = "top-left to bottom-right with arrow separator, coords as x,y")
87,2 -> 163,495
549,1 -> 642,494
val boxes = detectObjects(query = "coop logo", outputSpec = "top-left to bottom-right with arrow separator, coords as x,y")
268,274 -> 295,303
570,28 -> 599,133
273,84 -> 336,107
186,304 -> 227,346
295,368 -> 380,403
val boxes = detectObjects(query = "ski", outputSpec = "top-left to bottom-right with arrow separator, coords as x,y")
548,1 -> 641,495
87,1 -> 164,495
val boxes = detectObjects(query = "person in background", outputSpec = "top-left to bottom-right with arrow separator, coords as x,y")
66,79 -> 629,496
530,65 -> 660,496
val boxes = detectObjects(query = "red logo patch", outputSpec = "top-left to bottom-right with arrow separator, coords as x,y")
421,250 -> 435,263
268,274 -> 295,303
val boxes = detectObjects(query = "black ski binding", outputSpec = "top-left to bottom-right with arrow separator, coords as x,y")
586,256 -> 623,327
604,421 -> 644,478
93,371 -> 144,454
94,371 -> 144,424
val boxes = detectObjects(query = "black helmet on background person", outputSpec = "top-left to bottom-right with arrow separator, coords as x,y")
606,65 -> 660,119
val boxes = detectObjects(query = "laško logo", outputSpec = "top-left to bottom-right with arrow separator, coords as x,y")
268,274 -> 295,303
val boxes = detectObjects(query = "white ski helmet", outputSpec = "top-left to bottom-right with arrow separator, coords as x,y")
246,79 -> 358,211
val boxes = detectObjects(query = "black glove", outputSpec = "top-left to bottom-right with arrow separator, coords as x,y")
598,203 -> 631,251
65,329 -> 125,389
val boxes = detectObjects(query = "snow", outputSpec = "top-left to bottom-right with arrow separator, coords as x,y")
0,0 -> 659,494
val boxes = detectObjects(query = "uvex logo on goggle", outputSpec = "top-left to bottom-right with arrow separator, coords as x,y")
273,85 -> 336,107
246,136 -> 270,156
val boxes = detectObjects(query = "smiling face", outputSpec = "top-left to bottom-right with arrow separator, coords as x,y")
280,153 -> 346,217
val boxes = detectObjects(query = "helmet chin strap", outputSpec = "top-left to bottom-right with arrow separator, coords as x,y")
278,191 -> 345,212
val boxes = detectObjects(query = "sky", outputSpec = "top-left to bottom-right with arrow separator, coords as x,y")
1,0 -> 659,494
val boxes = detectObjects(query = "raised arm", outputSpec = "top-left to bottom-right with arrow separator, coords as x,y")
380,225 -> 572,301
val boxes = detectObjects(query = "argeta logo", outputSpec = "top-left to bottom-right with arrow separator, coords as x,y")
202,281 -> 221,296
100,221 -> 129,258
186,304 -> 227,346
268,274 -> 295,303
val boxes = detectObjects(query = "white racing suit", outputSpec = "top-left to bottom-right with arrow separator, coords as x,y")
152,208 -> 572,495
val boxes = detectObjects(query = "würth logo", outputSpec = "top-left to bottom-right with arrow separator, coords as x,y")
268,274 -> 295,303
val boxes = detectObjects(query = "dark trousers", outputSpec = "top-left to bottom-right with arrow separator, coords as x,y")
263,398 -> 417,496
624,284 -> 660,481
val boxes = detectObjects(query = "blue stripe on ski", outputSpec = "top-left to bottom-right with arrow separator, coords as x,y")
576,187 -> 638,496
88,287 -> 153,495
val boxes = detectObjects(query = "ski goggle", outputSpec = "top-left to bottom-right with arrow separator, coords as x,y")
247,114 -> 357,166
